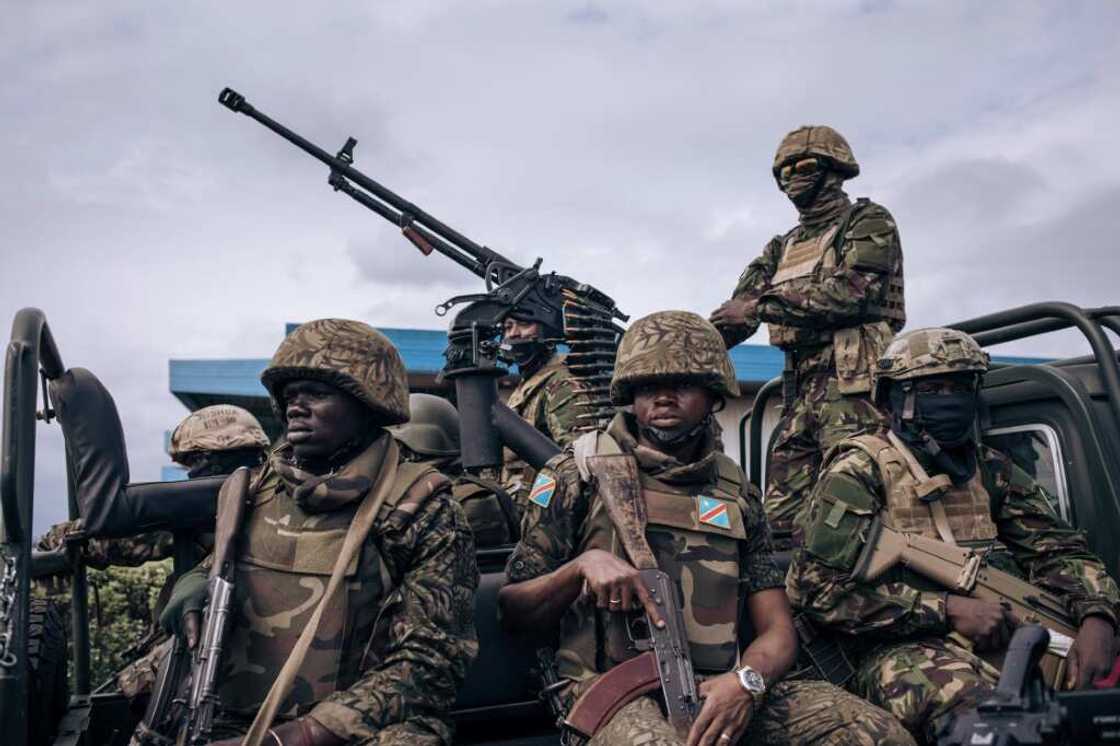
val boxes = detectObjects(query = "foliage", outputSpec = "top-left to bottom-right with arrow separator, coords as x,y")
33,559 -> 172,688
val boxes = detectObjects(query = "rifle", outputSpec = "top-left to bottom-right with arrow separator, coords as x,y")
180,467 -> 251,745
852,518 -> 1077,685
938,625 -> 1120,746
562,452 -> 700,741
217,87 -> 626,434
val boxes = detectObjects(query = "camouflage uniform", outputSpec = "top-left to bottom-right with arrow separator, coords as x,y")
153,319 -> 479,745
787,329 -> 1120,742
508,312 -> 913,746
723,126 -> 905,537
390,393 -> 519,547
502,352 -> 586,515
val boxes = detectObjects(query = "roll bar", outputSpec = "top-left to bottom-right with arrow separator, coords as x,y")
0,308 -> 66,746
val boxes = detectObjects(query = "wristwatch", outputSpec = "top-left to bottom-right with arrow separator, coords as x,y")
735,664 -> 766,700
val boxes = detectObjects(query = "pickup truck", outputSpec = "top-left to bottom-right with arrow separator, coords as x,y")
1,301 -> 1117,746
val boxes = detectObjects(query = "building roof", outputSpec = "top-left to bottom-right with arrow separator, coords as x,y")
170,326 -> 1049,413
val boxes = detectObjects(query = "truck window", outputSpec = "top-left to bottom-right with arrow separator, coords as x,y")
983,424 -> 1070,522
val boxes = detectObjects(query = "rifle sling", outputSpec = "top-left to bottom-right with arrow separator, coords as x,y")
241,439 -> 403,746
886,431 -> 957,545
584,452 -> 658,571
563,651 -> 661,739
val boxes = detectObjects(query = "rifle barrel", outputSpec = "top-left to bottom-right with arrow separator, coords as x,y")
218,87 -> 518,280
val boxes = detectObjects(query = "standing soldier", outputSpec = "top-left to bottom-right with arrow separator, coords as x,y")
36,405 -> 271,707
500,307 -> 587,515
499,311 -> 914,746
787,328 -> 1120,742
389,393 -> 520,546
710,126 -> 905,540
152,319 -> 478,746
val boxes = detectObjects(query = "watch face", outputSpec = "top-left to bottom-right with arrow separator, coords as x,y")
738,667 -> 765,694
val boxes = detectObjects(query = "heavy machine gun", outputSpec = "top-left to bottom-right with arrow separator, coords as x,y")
938,625 -> 1120,746
217,87 -> 627,448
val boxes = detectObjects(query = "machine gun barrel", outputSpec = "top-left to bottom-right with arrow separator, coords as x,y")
217,87 -> 518,283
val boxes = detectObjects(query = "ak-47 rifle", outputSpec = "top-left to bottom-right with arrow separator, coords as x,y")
852,518 -> 1077,686
561,452 -> 700,742
178,467 -> 251,745
133,469 -> 251,746
217,88 -> 626,437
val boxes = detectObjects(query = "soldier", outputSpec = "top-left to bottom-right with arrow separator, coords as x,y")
710,125 -> 905,540
388,393 -> 520,546
154,319 -> 479,746
499,311 -> 914,746
500,307 -> 587,514
36,404 -> 270,706
786,328 -> 1120,742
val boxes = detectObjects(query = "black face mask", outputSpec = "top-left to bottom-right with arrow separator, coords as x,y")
501,338 -> 552,372
915,391 -> 979,448
888,385 -> 979,485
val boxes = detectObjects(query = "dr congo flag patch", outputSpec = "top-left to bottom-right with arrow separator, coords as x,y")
697,495 -> 731,529
529,473 -> 557,509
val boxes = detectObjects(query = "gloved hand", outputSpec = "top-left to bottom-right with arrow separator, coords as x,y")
159,569 -> 208,639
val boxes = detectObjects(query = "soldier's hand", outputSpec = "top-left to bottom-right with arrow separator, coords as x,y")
576,549 -> 664,628
687,672 -> 753,746
709,297 -> 758,329
1065,615 -> 1116,690
946,595 -> 1019,651
159,569 -> 208,639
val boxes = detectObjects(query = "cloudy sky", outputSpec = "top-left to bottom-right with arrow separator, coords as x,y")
4,1 -> 1118,533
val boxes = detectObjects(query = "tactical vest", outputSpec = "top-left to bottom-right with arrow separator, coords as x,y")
502,354 -> 571,501
842,432 -> 998,546
767,200 -> 905,393
216,460 -> 435,716
561,432 -> 749,681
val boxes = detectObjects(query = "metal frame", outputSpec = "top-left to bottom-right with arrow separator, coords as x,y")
0,308 -> 72,746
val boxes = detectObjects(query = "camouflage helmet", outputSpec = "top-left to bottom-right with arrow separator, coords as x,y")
261,318 -> 410,425
610,311 -> 740,405
168,404 -> 270,462
387,393 -> 460,457
772,125 -> 860,179
872,327 -> 990,403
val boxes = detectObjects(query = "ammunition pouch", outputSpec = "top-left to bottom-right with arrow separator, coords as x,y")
793,614 -> 856,688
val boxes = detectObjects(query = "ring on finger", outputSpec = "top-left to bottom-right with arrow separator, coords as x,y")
718,733 -> 733,742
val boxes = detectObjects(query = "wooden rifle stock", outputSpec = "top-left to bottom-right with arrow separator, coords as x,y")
853,518 -> 1076,685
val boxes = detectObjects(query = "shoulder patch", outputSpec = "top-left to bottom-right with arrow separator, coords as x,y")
528,473 -> 557,509
697,495 -> 732,530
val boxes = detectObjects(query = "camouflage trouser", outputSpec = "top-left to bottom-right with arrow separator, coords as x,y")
588,679 -> 915,746
764,367 -> 883,540
853,637 -> 1000,744
132,716 -> 446,746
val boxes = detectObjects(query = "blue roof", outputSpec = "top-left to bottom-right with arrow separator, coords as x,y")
170,328 -> 1051,398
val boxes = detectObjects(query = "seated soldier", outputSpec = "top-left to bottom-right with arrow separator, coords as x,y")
787,328 -> 1120,743
499,311 -> 914,746
36,404 -> 270,707
152,319 -> 478,746
388,393 -> 520,546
